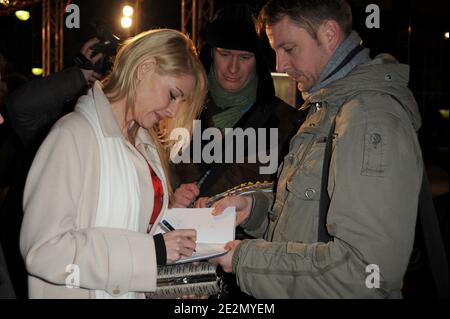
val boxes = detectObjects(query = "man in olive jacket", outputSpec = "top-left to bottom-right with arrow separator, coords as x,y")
211,0 -> 423,298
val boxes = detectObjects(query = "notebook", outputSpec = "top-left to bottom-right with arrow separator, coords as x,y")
154,207 -> 236,264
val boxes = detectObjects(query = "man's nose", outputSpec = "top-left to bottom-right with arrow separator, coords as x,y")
275,52 -> 288,73
228,56 -> 239,74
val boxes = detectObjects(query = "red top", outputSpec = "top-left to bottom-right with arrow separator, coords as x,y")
149,164 -> 164,227
132,145 -> 164,233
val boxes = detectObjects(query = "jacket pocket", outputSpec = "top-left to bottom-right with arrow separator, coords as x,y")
361,130 -> 386,177
281,172 -> 322,242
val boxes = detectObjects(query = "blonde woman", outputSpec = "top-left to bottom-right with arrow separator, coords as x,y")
20,29 -> 207,299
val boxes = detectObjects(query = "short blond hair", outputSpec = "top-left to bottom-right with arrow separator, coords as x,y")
102,29 -> 207,201
258,0 -> 352,40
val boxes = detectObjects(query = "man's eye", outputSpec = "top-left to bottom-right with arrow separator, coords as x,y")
219,52 -> 229,57
284,47 -> 293,53
169,91 -> 177,101
240,56 -> 252,61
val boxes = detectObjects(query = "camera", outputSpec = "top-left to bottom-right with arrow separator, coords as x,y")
91,22 -> 121,57
74,21 -> 121,75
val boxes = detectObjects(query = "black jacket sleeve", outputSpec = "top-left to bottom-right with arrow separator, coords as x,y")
0,243 -> 15,298
6,66 -> 87,146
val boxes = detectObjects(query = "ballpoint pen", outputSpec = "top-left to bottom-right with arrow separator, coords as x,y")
160,219 -> 175,231
196,169 -> 211,189
187,169 -> 212,208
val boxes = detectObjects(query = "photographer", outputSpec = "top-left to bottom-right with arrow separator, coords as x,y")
7,37 -> 105,148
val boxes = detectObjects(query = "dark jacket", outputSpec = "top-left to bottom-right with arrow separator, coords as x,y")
172,44 -> 300,197
0,242 -> 15,298
6,66 -> 87,148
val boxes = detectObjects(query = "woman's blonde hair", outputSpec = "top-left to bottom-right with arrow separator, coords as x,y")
102,29 -> 207,202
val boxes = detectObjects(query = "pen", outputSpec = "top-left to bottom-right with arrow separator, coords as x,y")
196,169 -> 211,189
187,169 -> 212,208
160,219 -> 196,252
161,219 -> 175,231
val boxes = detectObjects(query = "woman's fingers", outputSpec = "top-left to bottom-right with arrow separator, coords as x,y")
164,229 -> 197,262
175,229 -> 197,242
178,236 -> 197,255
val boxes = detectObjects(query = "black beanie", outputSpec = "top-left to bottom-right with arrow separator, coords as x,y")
200,4 -> 276,104
204,6 -> 260,54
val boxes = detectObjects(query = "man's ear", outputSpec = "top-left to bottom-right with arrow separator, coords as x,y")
137,57 -> 156,81
318,20 -> 342,53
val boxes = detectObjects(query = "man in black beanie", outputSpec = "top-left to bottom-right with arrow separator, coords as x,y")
172,4 -> 298,209
171,4 -> 299,299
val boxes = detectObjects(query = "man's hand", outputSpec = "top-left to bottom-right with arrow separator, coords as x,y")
173,183 -> 200,208
0,113 -> 4,125
209,240 -> 241,273
211,195 -> 252,226
79,38 -> 104,87
194,197 -> 209,208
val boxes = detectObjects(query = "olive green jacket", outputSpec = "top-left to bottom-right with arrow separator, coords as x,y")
232,54 -> 423,298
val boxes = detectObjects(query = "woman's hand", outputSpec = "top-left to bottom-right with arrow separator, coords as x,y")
211,195 -> 252,226
163,229 -> 197,263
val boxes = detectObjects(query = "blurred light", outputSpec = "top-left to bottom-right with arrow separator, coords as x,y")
439,109 -> 449,119
31,68 -> 44,76
121,17 -> 132,29
0,0 -> 12,7
123,5 -> 134,17
445,32 -> 449,40
15,10 -> 30,21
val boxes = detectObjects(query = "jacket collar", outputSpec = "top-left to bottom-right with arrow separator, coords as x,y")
91,81 -> 155,148
298,54 -> 421,132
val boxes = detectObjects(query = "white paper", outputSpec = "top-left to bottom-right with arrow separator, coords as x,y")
155,207 -> 236,264
175,244 -> 228,264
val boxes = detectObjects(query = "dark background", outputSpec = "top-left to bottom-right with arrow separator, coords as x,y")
0,0 -> 448,188
0,0 -> 448,300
